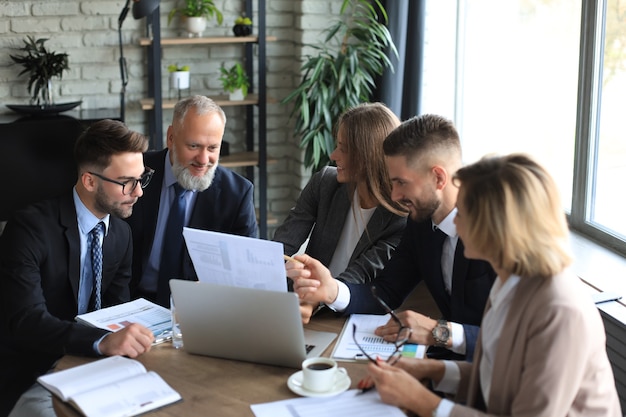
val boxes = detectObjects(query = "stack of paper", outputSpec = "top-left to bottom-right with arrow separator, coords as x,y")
332,314 -> 426,362
75,298 -> 172,344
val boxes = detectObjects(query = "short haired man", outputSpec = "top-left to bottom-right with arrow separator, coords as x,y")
0,119 -> 155,416
287,114 -> 496,361
126,95 -> 258,307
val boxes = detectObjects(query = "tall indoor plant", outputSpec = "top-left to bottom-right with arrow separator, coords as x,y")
9,36 -> 69,106
282,0 -> 396,172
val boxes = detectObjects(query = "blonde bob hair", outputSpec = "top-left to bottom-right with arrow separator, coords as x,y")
453,153 -> 572,279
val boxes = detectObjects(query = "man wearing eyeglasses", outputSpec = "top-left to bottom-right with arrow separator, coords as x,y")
287,114 -> 496,362
126,95 -> 257,307
0,119 -> 155,417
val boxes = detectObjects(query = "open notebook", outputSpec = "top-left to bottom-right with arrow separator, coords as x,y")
170,279 -> 337,368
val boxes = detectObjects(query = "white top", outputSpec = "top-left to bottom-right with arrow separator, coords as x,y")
328,190 -> 376,277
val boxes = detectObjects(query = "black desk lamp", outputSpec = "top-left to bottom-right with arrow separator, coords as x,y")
118,0 -> 160,122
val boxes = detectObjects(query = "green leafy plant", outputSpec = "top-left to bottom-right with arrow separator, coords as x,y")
9,36 -> 69,105
281,0 -> 397,172
167,0 -> 224,25
219,63 -> 250,96
168,64 -> 190,72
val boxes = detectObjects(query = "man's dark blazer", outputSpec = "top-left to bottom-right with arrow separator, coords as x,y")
0,193 -> 132,415
125,149 -> 258,297
345,217 -> 496,360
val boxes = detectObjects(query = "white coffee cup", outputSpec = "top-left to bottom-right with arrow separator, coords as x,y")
301,357 -> 347,393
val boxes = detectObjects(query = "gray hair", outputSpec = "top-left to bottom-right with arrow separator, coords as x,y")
172,95 -> 227,128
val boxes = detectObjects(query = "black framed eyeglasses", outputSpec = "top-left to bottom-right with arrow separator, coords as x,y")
89,167 -> 154,195
352,286 -> 412,365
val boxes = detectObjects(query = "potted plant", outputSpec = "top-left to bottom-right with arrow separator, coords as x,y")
281,0 -> 397,172
168,64 -> 190,90
233,16 -> 252,37
9,35 -> 69,106
219,62 -> 250,101
168,0 -> 224,37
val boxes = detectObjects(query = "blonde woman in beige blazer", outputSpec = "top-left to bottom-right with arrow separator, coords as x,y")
362,154 -> 621,417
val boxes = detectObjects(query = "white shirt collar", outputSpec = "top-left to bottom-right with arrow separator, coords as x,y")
433,207 -> 458,238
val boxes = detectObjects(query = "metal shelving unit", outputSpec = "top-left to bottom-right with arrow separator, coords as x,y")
140,0 -> 272,238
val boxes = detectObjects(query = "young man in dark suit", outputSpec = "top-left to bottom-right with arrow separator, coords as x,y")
287,114 -> 496,361
125,95 -> 257,307
0,119 -> 155,416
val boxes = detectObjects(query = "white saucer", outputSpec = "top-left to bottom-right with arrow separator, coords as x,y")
287,370 -> 351,398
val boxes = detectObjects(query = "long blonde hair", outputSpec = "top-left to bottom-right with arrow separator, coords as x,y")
454,153 -> 572,279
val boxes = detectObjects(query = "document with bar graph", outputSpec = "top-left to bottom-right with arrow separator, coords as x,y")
332,314 -> 426,362
182,227 -> 287,292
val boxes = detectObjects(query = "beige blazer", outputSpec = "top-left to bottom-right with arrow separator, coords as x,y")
450,270 -> 621,417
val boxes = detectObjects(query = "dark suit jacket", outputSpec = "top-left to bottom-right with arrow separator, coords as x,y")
126,149 -> 258,297
273,166 -> 406,284
0,193 -> 132,415
345,218 -> 496,360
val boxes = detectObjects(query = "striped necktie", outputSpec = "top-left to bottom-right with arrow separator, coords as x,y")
89,222 -> 105,310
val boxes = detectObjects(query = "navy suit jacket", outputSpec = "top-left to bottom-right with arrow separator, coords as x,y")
345,217 -> 496,360
125,149 -> 258,297
0,193 -> 132,415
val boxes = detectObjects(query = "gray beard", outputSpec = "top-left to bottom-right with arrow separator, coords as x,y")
172,160 -> 218,191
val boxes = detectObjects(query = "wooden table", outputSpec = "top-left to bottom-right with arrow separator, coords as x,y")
53,309 -> 369,417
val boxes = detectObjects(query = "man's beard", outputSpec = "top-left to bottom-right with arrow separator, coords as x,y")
171,153 -> 217,192
94,186 -> 136,218
403,192 -> 440,223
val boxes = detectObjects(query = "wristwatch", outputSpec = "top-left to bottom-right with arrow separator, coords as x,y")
431,319 -> 451,347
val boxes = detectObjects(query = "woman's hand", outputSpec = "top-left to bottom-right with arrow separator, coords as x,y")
367,358 -> 442,416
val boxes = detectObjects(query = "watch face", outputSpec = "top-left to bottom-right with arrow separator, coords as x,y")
439,327 -> 450,339
434,325 -> 450,342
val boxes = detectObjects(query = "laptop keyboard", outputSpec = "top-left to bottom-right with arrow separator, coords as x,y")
305,344 -> 315,354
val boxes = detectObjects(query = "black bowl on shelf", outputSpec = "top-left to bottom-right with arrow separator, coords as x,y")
5,101 -> 82,117
233,24 -> 252,37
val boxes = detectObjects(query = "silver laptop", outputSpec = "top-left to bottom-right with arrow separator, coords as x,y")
169,279 -> 337,368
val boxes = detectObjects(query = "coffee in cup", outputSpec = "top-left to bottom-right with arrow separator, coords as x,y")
301,357 -> 347,392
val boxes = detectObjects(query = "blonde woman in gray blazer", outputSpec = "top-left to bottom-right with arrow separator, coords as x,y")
363,154 -> 621,417
274,103 -> 407,317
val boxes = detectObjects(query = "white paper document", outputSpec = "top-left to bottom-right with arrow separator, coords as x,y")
251,388 -> 406,417
183,227 -> 287,291
332,314 -> 426,362
75,298 -> 172,343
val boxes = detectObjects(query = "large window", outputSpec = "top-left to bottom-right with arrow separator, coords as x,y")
587,0 -> 626,240
422,0 -> 626,256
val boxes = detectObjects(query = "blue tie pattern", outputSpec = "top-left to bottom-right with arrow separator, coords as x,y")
89,222 -> 104,310
157,183 -> 187,306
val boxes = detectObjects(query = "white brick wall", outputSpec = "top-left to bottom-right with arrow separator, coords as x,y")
0,0 -> 337,237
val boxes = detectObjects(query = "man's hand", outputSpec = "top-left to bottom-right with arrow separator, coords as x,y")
299,301 -> 316,324
375,310 -> 439,346
98,323 -> 154,358
285,254 -> 339,305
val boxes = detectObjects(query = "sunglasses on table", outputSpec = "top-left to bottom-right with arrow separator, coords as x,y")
352,286 -> 412,365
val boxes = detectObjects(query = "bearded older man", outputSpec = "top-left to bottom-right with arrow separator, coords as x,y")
126,95 -> 257,307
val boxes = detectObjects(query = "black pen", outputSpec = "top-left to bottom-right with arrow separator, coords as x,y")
359,385 -> 375,395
